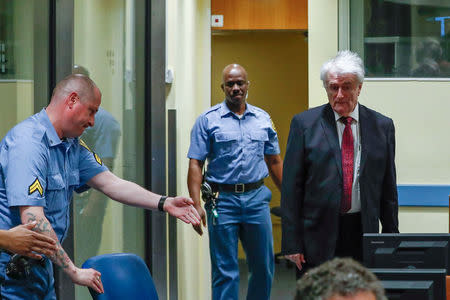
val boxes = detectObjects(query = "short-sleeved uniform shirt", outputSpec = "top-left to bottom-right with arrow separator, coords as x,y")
0,108 -> 108,243
188,101 -> 280,184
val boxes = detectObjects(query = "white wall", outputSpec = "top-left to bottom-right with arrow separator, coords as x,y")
166,0 -> 212,299
309,0 -> 450,233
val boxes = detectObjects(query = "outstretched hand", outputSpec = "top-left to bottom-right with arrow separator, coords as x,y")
286,253 -> 306,270
164,197 -> 201,225
70,267 -> 104,294
6,222 -> 57,259
192,205 -> 206,235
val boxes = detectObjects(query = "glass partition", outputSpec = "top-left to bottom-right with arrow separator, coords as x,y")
0,0 -> 49,138
350,0 -> 450,78
73,1 -> 145,299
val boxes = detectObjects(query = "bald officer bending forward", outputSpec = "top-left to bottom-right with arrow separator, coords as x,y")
0,74 -> 200,300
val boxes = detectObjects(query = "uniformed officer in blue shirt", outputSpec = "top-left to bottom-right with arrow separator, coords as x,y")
0,74 -> 200,299
187,64 -> 283,300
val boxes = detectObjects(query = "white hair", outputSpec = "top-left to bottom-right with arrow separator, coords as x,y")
320,50 -> 365,87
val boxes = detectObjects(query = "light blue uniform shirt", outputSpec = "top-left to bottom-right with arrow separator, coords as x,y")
0,108 -> 108,243
188,101 -> 280,184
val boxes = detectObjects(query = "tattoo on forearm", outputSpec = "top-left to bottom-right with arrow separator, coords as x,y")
54,249 -> 70,269
25,213 -> 36,223
25,213 -> 51,234
24,212 -> 70,269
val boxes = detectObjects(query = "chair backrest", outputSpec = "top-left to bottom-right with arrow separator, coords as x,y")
82,253 -> 159,300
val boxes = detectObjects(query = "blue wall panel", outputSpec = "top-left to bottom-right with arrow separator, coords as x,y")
398,185 -> 450,207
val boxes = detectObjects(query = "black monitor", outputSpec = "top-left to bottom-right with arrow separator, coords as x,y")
363,233 -> 450,274
370,268 -> 446,300
382,280 -> 433,300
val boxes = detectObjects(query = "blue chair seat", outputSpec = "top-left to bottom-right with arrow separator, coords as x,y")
82,253 -> 159,300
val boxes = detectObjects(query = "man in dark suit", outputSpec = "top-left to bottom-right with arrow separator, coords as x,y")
281,50 -> 399,275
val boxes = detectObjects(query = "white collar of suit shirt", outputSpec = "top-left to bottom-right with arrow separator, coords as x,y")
333,102 -> 359,123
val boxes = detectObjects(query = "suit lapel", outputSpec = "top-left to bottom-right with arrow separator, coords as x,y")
321,104 -> 342,177
359,104 -> 369,175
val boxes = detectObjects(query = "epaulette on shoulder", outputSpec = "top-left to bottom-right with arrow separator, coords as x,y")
203,103 -> 222,116
256,106 -> 268,115
249,104 -> 269,118
205,103 -> 222,114
12,120 -> 46,142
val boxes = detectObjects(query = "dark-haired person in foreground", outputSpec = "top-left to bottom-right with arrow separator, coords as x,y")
0,74 -> 200,299
281,50 -> 399,276
295,258 -> 386,300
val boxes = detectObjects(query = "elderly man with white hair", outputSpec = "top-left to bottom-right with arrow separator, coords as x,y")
281,50 -> 399,277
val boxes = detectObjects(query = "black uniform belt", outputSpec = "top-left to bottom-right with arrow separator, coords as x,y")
208,179 -> 264,193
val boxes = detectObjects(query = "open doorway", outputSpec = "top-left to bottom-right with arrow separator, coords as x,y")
211,8 -> 309,299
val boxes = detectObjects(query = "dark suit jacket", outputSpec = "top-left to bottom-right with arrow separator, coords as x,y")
281,103 -> 399,266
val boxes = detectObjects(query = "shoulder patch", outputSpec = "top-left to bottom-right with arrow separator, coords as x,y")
270,118 -> 277,133
29,178 -> 43,197
80,139 -> 103,166
79,139 -> 92,152
94,153 -> 103,165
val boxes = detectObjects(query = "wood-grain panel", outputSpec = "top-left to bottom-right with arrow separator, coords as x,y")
212,0 -> 307,30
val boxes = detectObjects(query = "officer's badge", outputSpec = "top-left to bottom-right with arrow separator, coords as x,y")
270,118 -> 277,133
29,178 -> 43,196
80,139 -> 103,166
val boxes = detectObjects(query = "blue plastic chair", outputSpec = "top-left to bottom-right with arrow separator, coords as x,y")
82,253 -> 159,300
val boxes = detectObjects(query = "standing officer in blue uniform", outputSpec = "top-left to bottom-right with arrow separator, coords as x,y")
187,64 -> 283,300
0,74 -> 200,299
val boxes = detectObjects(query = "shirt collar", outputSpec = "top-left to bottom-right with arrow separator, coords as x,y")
333,103 -> 359,123
38,108 -> 76,147
219,100 -> 256,118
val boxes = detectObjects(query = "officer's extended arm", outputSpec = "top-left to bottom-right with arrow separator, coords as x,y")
87,170 -> 200,225
264,154 -> 283,191
19,206 -> 104,294
187,158 -> 206,235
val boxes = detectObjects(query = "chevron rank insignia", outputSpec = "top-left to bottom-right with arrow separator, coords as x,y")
29,178 -> 43,196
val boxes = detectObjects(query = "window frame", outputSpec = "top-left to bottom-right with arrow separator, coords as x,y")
338,0 -> 450,81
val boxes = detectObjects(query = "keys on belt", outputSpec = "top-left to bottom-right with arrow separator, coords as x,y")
201,181 -> 219,224
202,179 -> 264,225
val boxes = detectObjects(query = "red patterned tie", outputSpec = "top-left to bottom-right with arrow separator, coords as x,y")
341,117 -> 354,213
